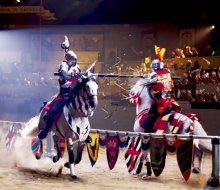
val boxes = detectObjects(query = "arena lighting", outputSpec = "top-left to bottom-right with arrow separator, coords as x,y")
196,25 -> 214,43
16,0 -> 20,2
211,25 -> 215,29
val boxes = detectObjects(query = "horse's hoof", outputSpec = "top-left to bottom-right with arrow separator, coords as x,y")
35,153 -> 41,160
56,166 -> 63,177
53,156 -> 60,163
147,171 -> 152,176
142,174 -> 150,180
192,167 -> 200,174
207,177 -> 220,187
64,162 -> 70,168
71,175 -> 77,180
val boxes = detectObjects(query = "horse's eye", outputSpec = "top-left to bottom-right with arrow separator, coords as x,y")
130,91 -> 134,96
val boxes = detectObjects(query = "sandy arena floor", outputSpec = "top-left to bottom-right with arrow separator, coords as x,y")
0,130 -> 218,190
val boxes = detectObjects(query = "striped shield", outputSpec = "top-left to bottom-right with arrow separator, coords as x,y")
176,138 -> 193,181
124,136 -> 143,175
31,137 -> 41,155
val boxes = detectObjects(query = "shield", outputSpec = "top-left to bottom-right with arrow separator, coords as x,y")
176,138 -> 193,181
124,136 -> 143,175
86,133 -> 100,167
150,137 -> 167,177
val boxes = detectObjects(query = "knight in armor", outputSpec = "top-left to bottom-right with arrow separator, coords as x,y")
38,36 -> 84,140
143,46 -> 181,133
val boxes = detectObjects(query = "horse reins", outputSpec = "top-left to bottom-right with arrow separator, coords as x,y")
134,83 -> 155,121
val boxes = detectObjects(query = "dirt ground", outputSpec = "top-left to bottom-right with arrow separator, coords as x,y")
0,131 -> 219,190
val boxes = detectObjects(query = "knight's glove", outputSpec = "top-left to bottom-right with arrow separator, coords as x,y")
143,73 -> 149,78
71,72 -> 82,78
144,72 -> 158,84
149,72 -> 158,84
81,71 -> 92,79
61,36 -> 70,52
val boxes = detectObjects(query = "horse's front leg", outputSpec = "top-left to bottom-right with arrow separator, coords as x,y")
67,137 -> 78,180
52,135 -> 62,162
192,144 -> 204,174
145,153 -> 152,176
141,153 -> 152,179
141,137 -> 152,179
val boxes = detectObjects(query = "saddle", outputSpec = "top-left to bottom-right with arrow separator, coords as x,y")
42,96 -> 66,122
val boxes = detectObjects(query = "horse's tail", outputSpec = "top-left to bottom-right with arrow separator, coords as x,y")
193,120 -> 212,152
19,115 -> 40,138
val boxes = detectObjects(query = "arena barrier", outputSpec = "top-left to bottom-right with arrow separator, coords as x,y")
0,120 -> 219,187
90,128 -> 220,187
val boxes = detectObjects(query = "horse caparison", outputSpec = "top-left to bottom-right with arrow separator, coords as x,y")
129,78 -> 212,178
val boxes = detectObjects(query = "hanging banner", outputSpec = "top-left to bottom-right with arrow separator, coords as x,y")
59,138 -> 65,158
86,133 -> 100,167
106,134 -> 119,170
124,136 -> 143,175
176,138 -> 193,181
31,137 -> 41,156
118,136 -> 126,148
150,137 -> 167,177
99,133 -> 106,146
5,124 -> 16,149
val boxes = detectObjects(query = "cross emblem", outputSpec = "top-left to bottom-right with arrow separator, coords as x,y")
127,138 -> 139,171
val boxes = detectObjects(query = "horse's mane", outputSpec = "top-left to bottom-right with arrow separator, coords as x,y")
130,78 -> 147,92
72,76 -> 97,95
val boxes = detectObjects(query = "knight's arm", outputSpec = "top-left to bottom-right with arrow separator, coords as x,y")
143,72 -> 158,84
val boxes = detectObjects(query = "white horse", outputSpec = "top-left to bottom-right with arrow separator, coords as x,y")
21,74 -> 98,180
129,77 -> 212,177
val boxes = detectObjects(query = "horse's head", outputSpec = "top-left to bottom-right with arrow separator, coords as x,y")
129,78 -> 155,111
78,75 -> 98,109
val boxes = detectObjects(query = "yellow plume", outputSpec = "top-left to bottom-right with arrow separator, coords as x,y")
154,45 -> 166,61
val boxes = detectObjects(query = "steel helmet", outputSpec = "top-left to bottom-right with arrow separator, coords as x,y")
65,50 -> 77,61
151,59 -> 164,71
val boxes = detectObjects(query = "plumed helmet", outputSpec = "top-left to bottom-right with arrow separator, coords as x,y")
65,50 -> 77,61
151,59 -> 164,71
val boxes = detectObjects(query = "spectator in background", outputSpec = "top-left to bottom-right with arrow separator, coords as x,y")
175,48 -> 185,58
210,71 -> 219,84
202,45 -> 213,56
140,62 -> 148,75
184,59 -> 193,72
217,67 -> 220,81
184,46 -> 194,57
191,47 -> 199,57
170,51 -> 177,58
180,72 -> 189,85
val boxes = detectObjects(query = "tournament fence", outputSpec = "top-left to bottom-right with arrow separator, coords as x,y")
90,128 -> 220,187
0,120 -> 219,187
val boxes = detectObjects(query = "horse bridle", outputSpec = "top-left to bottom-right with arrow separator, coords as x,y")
138,83 -> 155,100
134,83 -> 155,121
82,81 -> 98,108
